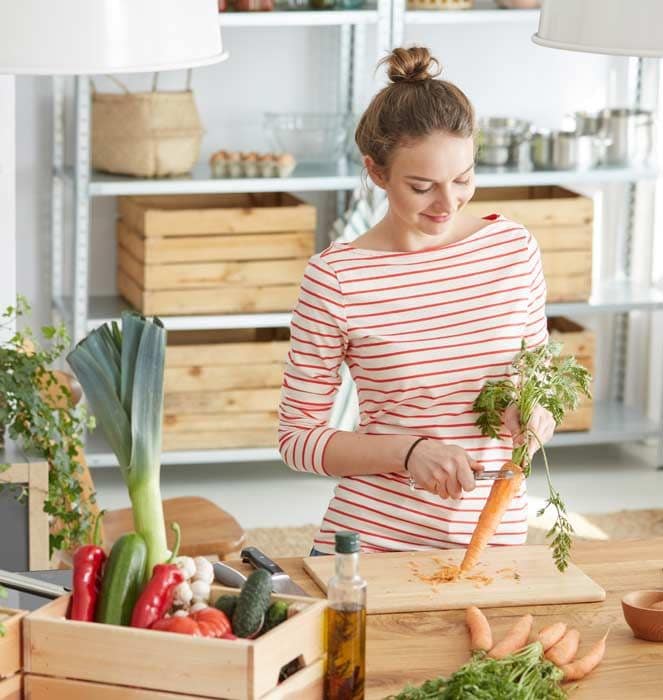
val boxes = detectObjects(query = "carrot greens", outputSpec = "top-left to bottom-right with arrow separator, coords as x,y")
472,340 -> 592,572
387,642 -> 567,700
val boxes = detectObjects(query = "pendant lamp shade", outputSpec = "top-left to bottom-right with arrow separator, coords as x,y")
533,0 -> 663,58
0,0 -> 226,75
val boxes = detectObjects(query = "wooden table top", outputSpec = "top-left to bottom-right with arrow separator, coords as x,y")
232,537 -> 663,699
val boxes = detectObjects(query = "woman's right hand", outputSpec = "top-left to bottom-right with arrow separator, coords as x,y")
406,439 -> 484,500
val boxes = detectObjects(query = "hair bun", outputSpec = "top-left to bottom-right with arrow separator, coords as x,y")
383,46 -> 442,83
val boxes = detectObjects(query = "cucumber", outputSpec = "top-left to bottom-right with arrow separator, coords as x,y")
214,594 -> 239,619
262,600 -> 289,634
95,533 -> 147,626
232,569 -> 272,638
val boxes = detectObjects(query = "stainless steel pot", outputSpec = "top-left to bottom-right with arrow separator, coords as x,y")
530,129 -> 610,170
530,129 -> 553,169
571,111 -> 604,137
598,108 -> 654,167
477,117 -> 531,167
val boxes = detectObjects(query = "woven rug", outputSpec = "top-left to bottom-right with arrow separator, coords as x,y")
244,509 -> 663,559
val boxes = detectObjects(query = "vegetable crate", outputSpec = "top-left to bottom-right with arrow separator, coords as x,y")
22,588 -> 326,700
549,317 -> 595,432
116,193 -> 316,316
466,186 -> 593,303
0,607 -> 26,700
162,328 -> 288,451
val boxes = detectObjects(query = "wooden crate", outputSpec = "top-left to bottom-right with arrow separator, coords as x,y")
0,675 -> 21,700
548,317 -> 595,432
116,193 -> 315,316
23,588 -> 326,700
0,608 -> 26,680
163,329 -> 287,451
466,186 -> 593,303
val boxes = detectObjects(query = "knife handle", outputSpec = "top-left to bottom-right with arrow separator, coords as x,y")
240,547 -> 284,575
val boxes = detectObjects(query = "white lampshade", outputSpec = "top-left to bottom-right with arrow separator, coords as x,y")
0,0 -> 226,75
533,0 -> 663,58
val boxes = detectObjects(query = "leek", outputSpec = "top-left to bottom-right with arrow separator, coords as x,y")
67,312 -> 168,577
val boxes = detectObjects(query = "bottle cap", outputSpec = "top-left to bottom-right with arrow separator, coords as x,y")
335,531 -> 360,554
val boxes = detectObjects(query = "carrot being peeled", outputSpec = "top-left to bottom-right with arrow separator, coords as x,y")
489,613 -> 533,659
466,606 -> 493,652
460,462 -> 524,572
537,621 -> 567,651
561,630 -> 609,681
545,627 -> 580,666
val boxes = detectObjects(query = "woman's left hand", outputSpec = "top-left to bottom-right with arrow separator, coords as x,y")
502,404 -> 555,457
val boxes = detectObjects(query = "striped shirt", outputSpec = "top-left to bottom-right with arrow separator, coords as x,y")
278,214 -> 548,554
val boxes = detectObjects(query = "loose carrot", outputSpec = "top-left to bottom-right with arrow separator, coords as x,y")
537,621 -> 567,651
545,627 -> 580,666
489,613 -> 533,659
460,462 -> 524,572
466,606 -> 493,652
561,630 -> 609,681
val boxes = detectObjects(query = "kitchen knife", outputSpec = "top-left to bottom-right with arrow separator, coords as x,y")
213,561 -> 248,589
240,547 -> 308,597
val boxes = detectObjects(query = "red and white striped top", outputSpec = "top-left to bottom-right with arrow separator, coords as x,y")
278,215 -> 548,554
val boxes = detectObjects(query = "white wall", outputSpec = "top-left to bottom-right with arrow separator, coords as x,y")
11,23 -> 660,527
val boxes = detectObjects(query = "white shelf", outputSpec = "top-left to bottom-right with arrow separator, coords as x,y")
86,430 -> 282,468
83,161 -> 362,197
66,296 -> 292,333
474,164 -> 658,187
85,399 -> 657,467
547,281 -> 663,316
406,2 -> 539,26
548,400 -> 660,447
53,282 -> 663,335
219,7 -> 379,26
63,162 -> 658,198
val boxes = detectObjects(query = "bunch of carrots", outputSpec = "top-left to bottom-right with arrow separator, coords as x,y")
466,606 -> 608,682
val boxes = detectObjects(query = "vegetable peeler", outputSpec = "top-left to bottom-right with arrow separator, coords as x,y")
474,469 -> 516,481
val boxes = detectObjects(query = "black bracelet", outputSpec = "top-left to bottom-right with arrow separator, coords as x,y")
404,437 -> 428,472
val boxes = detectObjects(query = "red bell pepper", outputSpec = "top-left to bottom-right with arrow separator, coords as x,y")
130,523 -> 184,629
69,511 -> 107,622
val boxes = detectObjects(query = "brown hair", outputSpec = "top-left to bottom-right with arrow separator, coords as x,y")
355,46 -> 476,171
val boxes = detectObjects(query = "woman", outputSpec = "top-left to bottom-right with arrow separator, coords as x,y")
278,46 -> 555,555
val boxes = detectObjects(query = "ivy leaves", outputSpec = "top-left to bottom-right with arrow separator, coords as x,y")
1,296 -> 95,556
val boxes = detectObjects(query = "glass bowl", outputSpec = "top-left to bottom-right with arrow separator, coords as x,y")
264,112 -> 352,163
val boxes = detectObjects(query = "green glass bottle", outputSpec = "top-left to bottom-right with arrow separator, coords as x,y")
324,531 -> 367,700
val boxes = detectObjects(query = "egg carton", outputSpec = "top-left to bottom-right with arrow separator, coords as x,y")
209,150 -> 296,178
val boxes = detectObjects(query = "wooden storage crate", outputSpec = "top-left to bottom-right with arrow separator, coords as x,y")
0,608 -> 26,680
0,675 -> 21,700
116,193 -> 316,316
162,328 -> 288,451
0,607 -> 26,700
465,186 -> 593,303
23,587 -> 326,700
548,317 -> 595,432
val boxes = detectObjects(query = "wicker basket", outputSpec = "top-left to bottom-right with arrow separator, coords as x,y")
92,72 -> 203,178
407,0 -> 473,9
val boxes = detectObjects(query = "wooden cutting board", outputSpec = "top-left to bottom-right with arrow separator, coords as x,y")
303,545 -> 606,614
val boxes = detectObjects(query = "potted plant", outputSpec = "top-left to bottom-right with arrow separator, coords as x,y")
0,296 -> 95,556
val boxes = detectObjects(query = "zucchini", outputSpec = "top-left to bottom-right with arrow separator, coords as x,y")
95,533 -> 147,626
232,569 -> 272,638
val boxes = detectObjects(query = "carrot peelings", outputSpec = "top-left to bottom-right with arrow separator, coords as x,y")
461,340 -> 591,573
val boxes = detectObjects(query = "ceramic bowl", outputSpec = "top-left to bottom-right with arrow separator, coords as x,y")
622,590 -> 663,642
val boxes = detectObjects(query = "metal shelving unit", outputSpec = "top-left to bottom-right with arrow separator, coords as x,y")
51,2 -> 663,467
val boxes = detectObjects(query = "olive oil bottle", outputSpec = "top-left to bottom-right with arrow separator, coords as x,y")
324,531 -> 367,700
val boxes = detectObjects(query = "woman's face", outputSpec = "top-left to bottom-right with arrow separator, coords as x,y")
367,130 -> 476,238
